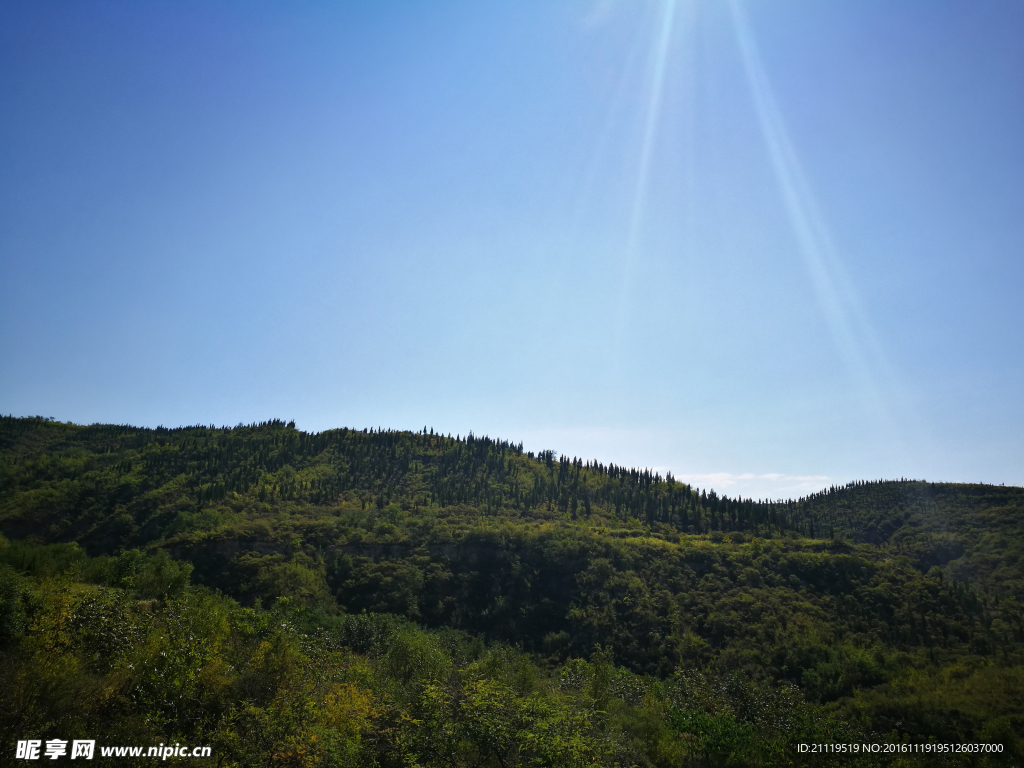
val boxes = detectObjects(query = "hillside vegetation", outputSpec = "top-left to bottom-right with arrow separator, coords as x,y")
1,415 -> 1023,766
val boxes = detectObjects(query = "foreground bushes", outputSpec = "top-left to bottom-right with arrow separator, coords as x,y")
2,545 -> 1020,767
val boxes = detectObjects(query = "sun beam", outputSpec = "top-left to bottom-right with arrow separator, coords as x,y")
728,0 -> 896,424
612,0 -> 679,362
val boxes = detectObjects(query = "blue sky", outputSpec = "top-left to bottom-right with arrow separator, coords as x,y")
2,0 -> 1022,499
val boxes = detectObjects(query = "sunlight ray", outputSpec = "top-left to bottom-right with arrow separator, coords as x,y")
612,0 -> 678,361
728,0 -> 894,420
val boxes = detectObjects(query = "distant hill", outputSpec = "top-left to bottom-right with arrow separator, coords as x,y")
1,415 -> 1022,763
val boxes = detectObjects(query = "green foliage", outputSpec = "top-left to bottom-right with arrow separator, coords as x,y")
0,545 -> 1020,766
668,708 -> 756,767
0,562 -> 28,643
1,416 -> 1023,762
133,549 -> 194,600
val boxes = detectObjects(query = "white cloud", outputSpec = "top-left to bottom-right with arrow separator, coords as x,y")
673,472 -> 831,501
510,426 -> 832,500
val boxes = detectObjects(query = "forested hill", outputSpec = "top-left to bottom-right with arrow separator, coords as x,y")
2,415 -> 1024,764
3,415 -> 1019,549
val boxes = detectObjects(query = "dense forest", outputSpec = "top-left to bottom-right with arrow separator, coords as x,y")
1,415 -> 1023,766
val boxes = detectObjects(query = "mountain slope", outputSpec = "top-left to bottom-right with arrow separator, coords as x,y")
2,415 -> 1023,755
